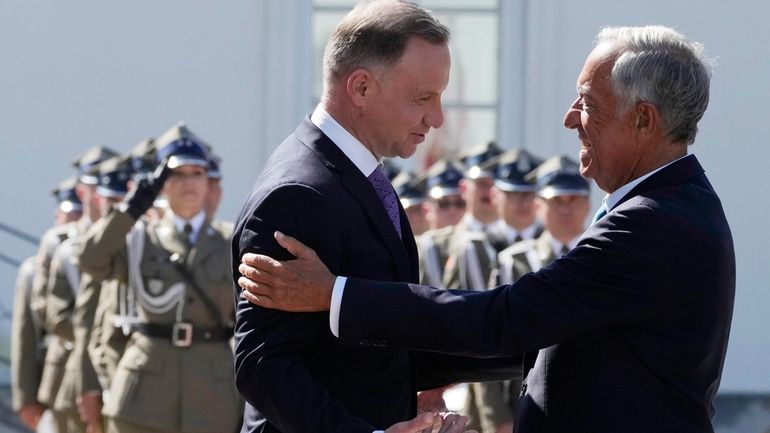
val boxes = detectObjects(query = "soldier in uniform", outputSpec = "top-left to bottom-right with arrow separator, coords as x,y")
53,177 -> 85,225
497,155 -> 591,284
32,146 -> 117,432
442,141 -> 502,290
51,156 -> 135,433
76,123 -> 240,433
86,142 -> 161,432
11,176 -> 83,431
489,155 -> 590,432
416,159 -> 465,287
461,148 -> 545,433
485,149 -> 544,252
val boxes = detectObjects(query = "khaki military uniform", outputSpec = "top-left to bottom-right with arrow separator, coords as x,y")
416,226 -> 454,287
77,209 -> 239,433
497,231 -> 560,285
454,220 -> 542,433
11,257 -> 45,412
46,234 -> 92,433
88,278 -> 129,395
465,231 -> 563,433
34,220 -> 87,432
441,220 -> 498,291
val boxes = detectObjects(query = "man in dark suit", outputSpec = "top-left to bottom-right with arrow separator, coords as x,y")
231,2 -> 515,433
238,25 -> 735,433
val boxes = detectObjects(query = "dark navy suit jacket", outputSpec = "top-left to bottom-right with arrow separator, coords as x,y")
232,119 -> 516,433
339,155 -> 736,433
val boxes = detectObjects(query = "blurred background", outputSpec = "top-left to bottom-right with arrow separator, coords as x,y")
1,1 -> 767,431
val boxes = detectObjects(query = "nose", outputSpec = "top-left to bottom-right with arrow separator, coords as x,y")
424,96 -> 444,129
563,97 -> 581,130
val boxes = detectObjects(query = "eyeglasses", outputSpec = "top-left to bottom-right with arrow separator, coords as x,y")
436,198 -> 466,209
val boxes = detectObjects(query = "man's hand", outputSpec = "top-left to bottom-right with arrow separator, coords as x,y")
417,387 -> 450,413
18,402 -> 45,429
121,158 -> 171,219
384,412 -> 476,433
238,231 -> 335,312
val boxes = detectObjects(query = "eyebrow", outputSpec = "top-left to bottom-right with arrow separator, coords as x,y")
577,83 -> 591,95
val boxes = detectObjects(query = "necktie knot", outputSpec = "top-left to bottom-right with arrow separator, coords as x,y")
591,206 -> 608,225
368,166 -> 402,238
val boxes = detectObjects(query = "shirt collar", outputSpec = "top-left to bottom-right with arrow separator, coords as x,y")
310,104 -> 380,177
602,154 -> 689,212
500,220 -> 539,243
464,214 -> 493,233
169,209 -> 206,244
548,235 -> 580,255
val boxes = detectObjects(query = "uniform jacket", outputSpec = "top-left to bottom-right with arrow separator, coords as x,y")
338,155 -> 735,433
11,257 -> 44,411
78,210 -> 239,433
416,226 -> 454,288
496,231 -> 559,286
232,118 -> 517,433
36,220 -> 87,408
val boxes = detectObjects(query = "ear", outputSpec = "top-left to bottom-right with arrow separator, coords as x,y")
634,101 -> 661,138
346,68 -> 376,108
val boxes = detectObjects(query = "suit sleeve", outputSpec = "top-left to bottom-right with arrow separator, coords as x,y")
234,184 -> 374,433
338,204 -> 674,357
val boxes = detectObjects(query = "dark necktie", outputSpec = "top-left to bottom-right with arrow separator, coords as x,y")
591,206 -> 608,225
560,244 -> 570,256
368,166 -> 402,238
182,223 -> 194,247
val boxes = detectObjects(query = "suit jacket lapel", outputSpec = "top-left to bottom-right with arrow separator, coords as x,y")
296,119 -> 413,282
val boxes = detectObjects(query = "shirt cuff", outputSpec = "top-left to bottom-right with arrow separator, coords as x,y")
373,431 -> 385,433
329,276 -> 347,338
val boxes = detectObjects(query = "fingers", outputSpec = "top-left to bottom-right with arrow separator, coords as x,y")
437,413 -> 471,433
240,286 -> 276,308
386,412 -> 436,433
241,253 -> 281,272
275,231 -> 314,259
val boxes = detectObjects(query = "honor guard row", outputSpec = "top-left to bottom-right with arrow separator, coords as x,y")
10,122 -> 240,433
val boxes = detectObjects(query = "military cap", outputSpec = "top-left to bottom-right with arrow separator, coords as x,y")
484,148 -> 543,192
155,122 -> 210,169
208,153 -> 222,179
392,171 -> 426,208
456,140 -> 503,179
425,159 -> 464,199
51,176 -> 83,214
129,138 -> 157,177
72,146 -> 119,185
526,154 -> 590,199
97,155 -> 134,198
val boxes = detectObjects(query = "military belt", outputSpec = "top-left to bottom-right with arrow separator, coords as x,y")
131,322 -> 233,347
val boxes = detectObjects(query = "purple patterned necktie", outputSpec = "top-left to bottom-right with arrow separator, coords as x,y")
368,166 -> 402,238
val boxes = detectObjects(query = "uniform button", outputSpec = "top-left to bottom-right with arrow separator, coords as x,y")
135,358 -> 144,366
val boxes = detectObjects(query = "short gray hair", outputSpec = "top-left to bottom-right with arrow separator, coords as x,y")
322,0 -> 450,91
597,26 -> 714,145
